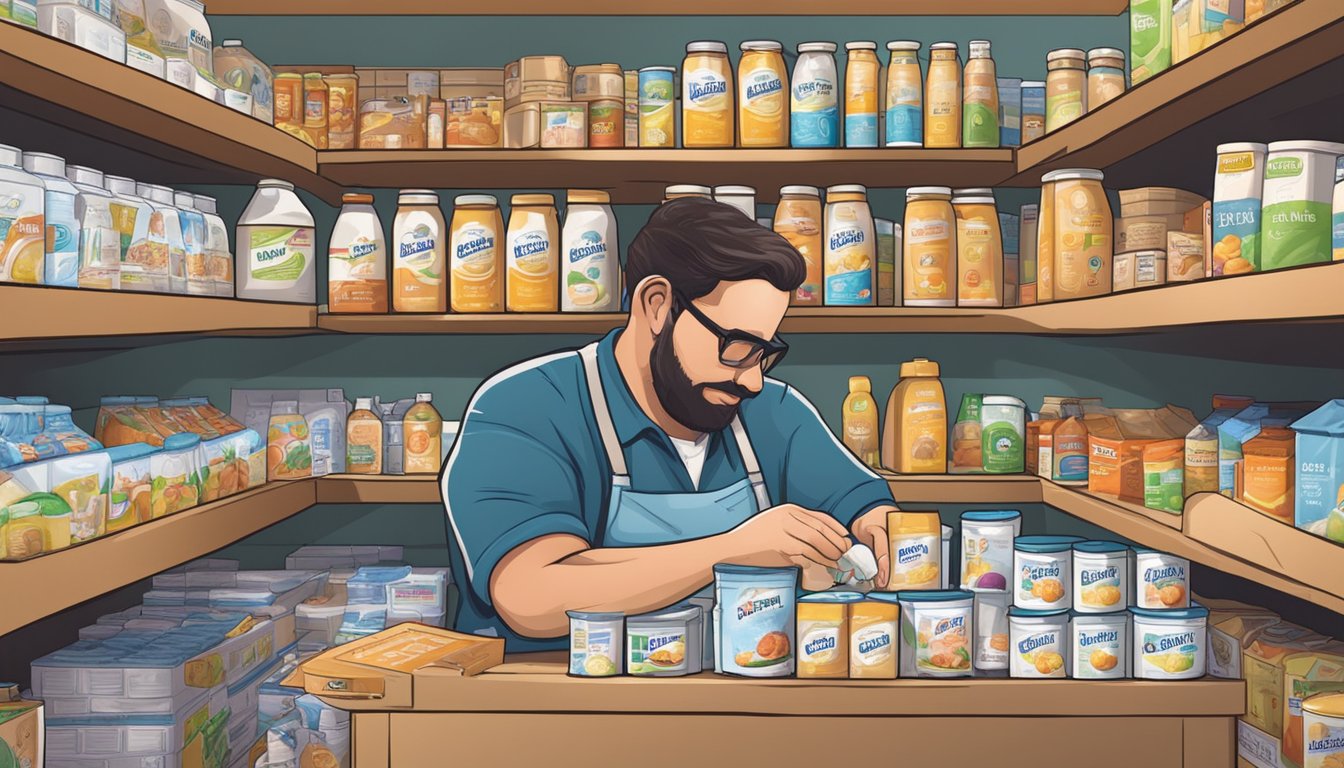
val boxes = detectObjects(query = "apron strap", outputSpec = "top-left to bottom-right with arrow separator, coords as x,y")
730,416 -> 772,510
578,343 -> 629,478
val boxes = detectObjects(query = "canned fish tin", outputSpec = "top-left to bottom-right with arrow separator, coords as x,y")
1073,540 -> 1129,613
714,563 -> 799,677
1132,604 -> 1207,680
797,591 -> 861,678
1071,612 -> 1129,679
626,603 -> 703,677
1013,535 -> 1082,609
638,66 -> 676,148
1009,606 -> 1069,678
568,610 -> 624,677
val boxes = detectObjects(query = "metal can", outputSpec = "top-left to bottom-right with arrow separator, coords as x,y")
302,73 -> 329,149
274,72 -> 304,133
638,66 -> 676,148
324,74 -> 359,150
587,98 -> 624,148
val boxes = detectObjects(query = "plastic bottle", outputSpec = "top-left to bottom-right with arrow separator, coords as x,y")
346,397 -> 383,475
881,357 -> 947,474
844,42 -> 880,148
775,185 -> 823,306
236,179 -> 316,303
843,375 -> 881,469
137,183 -> 186,293
884,41 -> 922,147
737,40 -> 789,148
953,194 -> 1003,307
392,189 -> 446,313
561,189 -> 619,312
329,193 -> 388,313
193,194 -> 233,297
450,194 -> 505,313
403,393 -> 443,475
20,152 -> 78,287
681,41 -> 734,148
103,176 -> 165,292
903,187 -> 956,307
173,189 -> 210,295
962,40 -> 999,148
790,41 -> 839,148
63,166 -> 120,291
823,184 -> 875,306
0,145 -> 46,285
925,42 -> 961,149
506,193 -> 560,312
267,400 -> 312,481
1045,48 -> 1087,134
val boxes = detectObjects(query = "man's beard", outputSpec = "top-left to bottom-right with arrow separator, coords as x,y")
650,327 -> 758,434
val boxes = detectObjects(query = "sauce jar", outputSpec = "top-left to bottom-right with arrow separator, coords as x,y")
1087,48 -> 1127,112
1045,48 -> 1087,133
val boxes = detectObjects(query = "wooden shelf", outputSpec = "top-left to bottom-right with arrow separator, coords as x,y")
0,24 -> 341,206
0,285 -> 316,343
316,263 -> 1344,336
318,149 -> 1016,203
881,472 -> 1043,504
1010,0 -> 1344,188
317,474 -> 442,504
206,0 -> 1129,16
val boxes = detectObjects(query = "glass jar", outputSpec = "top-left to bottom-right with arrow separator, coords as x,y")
1087,47 -> 1126,112
1045,48 -> 1087,133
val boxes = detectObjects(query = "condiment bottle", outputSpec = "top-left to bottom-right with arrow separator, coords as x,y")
884,41 -> 922,147
346,397 -> 383,475
328,193 -> 388,313
449,194 -> 504,313
962,40 -> 999,148
844,42 -> 880,148
392,189 -> 446,313
881,357 -> 947,474
843,375 -> 881,469
1050,169 -> 1112,299
403,393 -> 443,475
141,183 -> 188,295
924,42 -> 961,149
774,185 -> 823,306
903,186 -> 955,307
506,193 -> 560,312
1045,48 -> 1087,133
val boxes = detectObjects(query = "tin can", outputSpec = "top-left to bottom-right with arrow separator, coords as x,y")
324,74 -> 359,150
638,66 -> 676,148
302,73 -> 329,149
274,73 -> 304,133
588,98 -> 624,148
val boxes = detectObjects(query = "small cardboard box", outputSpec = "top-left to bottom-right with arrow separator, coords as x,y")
1292,400 -> 1344,541
1119,186 -> 1207,207
1087,406 -> 1199,501
1239,718 -> 1286,768
1210,613 -> 1280,679
1118,214 -> 1188,252
0,685 -> 42,768
1167,230 -> 1206,282
282,624 -> 504,708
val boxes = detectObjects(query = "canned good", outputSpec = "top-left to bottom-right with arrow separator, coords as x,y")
898,590 -> 974,678
567,610 -> 624,677
587,98 -> 624,148
626,603 -> 703,677
638,66 -> 676,148
1072,612 -> 1129,679
1013,535 -> 1082,610
1131,605 -> 1207,680
1009,606 -> 1069,678
1073,540 -> 1129,613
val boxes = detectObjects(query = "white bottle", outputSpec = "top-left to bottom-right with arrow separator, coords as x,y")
790,41 -> 839,149
823,184 -> 876,306
103,176 -> 165,292
21,152 -> 79,288
561,189 -> 620,312
329,192 -> 388,313
173,190 -> 211,295
65,165 -> 121,291
138,182 -> 187,294
236,179 -> 316,303
193,194 -> 233,297
0,145 -> 46,285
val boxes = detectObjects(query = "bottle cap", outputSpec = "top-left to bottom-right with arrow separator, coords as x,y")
848,376 -> 871,394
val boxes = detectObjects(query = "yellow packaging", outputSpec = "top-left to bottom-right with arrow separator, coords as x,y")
903,187 -> 955,307
682,42 -> 734,148
1167,230 -> 1206,282
506,193 -> 559,312
403,394 -> 443,475
324,74 -> 358,150
849,597 -> 899,678
842,376 -> 881,469
1037,176 -> 1056,303
775,185 -> 824,306
924,43 -> 961,148
1052,169 -> 1113,299
882,358 -> 947,473
1245,623 -> 1336,735
1283,650 -> 1344,768
737,41 -> 789,147
446,96 -> 504,148
449,195 -> 504,313
954,195 -> 1003,307
886,511 -> 942,589
797,596 -> 851,679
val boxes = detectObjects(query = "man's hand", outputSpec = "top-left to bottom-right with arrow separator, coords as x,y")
850,505 -> 895,589
724,503 -> 850,590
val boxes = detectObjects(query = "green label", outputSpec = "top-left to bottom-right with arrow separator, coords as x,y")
1144,469 -> 1184,514
1265,157 -> 1304,179
347,443 -> 378,465
963,102 -> 999,148
982,420 -> 1024,473
252,251 -> 306,281
1130,0 -> 1172,82
1262,200 -> 1332,270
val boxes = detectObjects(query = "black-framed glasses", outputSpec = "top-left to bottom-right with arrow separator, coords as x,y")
673,292 -> 789,373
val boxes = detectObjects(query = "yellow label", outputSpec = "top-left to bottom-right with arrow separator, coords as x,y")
738,52 -> 788,147
1217,152 -> 1255,174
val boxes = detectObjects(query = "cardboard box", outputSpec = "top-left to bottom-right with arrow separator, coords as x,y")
505,55 -> 570,105
1210,613 -> 1280,679
1293,400 -> 1344,540
1121,199 -> 1208,217
504,102 -> 541,148
1281,649 -> 1344,767
282,624 -> 504,708
446,96 -> 503,148
1087,406 -> 1199,501
1244,623 -> 1335,735
1239,719 -> 1286,768
1118,214 -> 1188,252
440,67 -> 504,99
1168,230 -> 1206,282
0,685 -> 42,768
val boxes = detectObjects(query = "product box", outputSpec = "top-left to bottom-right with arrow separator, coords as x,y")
446,96 -> 503,148
1292,400 -> 1344,541
1168,230 -> 1206,282
281,624 -> 504,708
1114,250 -> 1167,292
1119,186 -> 1206,210
1118,214 -> 1188,252
1087,406 -> 1199,502
997,77 -> 1022,147
1243,623 -> 1335,735
356,96 -> 428,149
504,102 -> 542,149
231,389 -> 350,475
1282,649 -> 1344,767
1239,719 -> 1286,768
439,67 -> 505,99
504,55 -> 570,107
1220,404 -> 1316,498
0,685 -> 42,768
540,101 -> 587,148
44,683 -> 228,762
1210,612 -> 1281,679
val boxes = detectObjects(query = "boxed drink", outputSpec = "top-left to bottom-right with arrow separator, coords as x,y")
1293,400 -> 1344,542
1087,406 -> 1198,502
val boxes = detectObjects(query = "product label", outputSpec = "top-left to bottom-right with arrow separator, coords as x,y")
628,627 -> 688,674
1017,554 -> 1067,606
638,71 -> 674,147
963,98 -> 998,148
791,74 -> 838,148
1130,0 -> 1171,83
913,609 -> 971,674
981,414 -> 1023,474
452,223 -> 497,276
44,190 -> 80,287
1077,562 -> 1124,609
0,186 -> 44,284
248,226 -> 313,286
685,67 -> 730,111
1140,630 -> 1198,677
396,223 -> 442,287
890,533 -> 939,588
885,97 -> 922,145
564,229 -> 612,308
1139,562 -> 1187,608
962,523 -> 1013,591
1144,464 -> 1185,513
723,586 -> 793,674
905,215 -> 953,302
571,622 -> 619,676
741,65 -> 786,145
799,622 -> 842,664
1212,197 -> 1260,274
824,222 -> 873,305
1262,199 -> 1332,271
852,624 -> 894,666
1076,627 -> 1123,678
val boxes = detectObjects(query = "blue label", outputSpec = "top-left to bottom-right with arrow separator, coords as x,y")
1056,453 -> 1088,482
45,191 -> 78,287
825,268 -> 872,306
1022,89 -> 1045,115
1212,197 -> 1260,270
791,107 -> 838,148
845,115 -> 878,147
1333,211 -> 1344,252
885,104 -> 922,145
1000,126 -> 1021,147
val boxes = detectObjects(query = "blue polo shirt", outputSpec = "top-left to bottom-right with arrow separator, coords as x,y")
442,329 -> 894,651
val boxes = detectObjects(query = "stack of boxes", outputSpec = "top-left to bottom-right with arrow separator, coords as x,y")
503,55 -> 579,149
1114,186 -> 1209,290
341,67 -> 504,150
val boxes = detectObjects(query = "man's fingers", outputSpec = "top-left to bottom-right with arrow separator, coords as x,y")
786,508 -> 851,560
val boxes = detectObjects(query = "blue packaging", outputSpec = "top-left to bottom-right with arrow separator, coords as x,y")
791,43 -> 839,148
1293,400 -> 1344,541
714,564 -> 799,677
1021,81 -> 1045,141
997,77 -> 1022,147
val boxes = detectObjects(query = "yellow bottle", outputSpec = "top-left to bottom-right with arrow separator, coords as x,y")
842,375 -> 881,469
886,510 -> 942,590
881,358 -> 947,474
505,193 -> 559,312
924,42 -> 961,148
392,190 -> 446,313
682,41 -> 735,148
346,397 -> 383,475
737,40 -> 789,147
403,393 -> 443,475
450,194 -> 504,313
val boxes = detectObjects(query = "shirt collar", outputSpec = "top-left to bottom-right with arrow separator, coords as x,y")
596,329 -> 666,447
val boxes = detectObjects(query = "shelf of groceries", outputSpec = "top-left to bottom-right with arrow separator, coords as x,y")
202,0 -> 1134,16
0,0 -> 1333,207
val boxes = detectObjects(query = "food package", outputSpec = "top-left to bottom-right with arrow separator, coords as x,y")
1118,214 -> 1187,252
445,96 -> 503,148
1293,400 -> 1344,542
1208,611 -> 1279,679
505,55 -> 570,106
0,463 -> 72,560
504,102 -> 542,149
1167,230 -> 1206,281
1281,649 -> 1344,767
357,96 -> 427,150
540,101 -> 587,148
1243,622 -> 1335,735
1238,426 -> 1295,523
0,685 -> 43,768
231,389 -> 350,476
949,394 -> 983,473
281,624 -> 504,708
1086,406 -> 1199,502
440,67 -> 506,99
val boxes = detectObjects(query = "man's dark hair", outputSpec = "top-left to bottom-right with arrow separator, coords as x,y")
626,197 -> 806,301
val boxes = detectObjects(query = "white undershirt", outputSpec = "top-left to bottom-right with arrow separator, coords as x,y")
668,434 -> 711,490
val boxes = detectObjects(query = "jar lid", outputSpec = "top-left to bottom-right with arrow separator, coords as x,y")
886,40 -> 920,51
906,186 -> 952,198
799,591 -> 864,603
779,184 -> 820,197
632,602 -> 702,622
963,510 -> 1022,523
982,395 -> 1026,408
1014,535 -> 1084,552
898,589 -> 974,603
952,196 -> 996,205
1008,606 -> 1070,618
845,41 -> 877,51
454,194 -> 498,207
848,376 -> 870,394
66,165 -> 105,186
342,193 -> 374,205
665,184 -> 712,196
798,41 -> 837,53
568,189 -> 611,204
192,194 -> 217,213
1043,168 -> 1105,182
221,39 -> 243,46
566,610 -> 624,621
638,65 -> 677,73
1074,540 -> 1129,554
1302,692 -> 1344,718
1047,48 -> 1087,61
826,184 -> 866,196
1132,547 -> 1185,557
686,40 -> 728,54
930,42 -> 958,50
899,357 -> 940,377
953,187 -> 994,196
1216,142 -> 1268,154
1087,47 -> 1126,60
1130,605 -> 1208,620
511,193 -> 555,206
713,185 -> 755,196
713,563 -> 800,577
740,40 -> 783,52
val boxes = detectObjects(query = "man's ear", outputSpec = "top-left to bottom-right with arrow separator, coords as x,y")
635,275 -> 674,334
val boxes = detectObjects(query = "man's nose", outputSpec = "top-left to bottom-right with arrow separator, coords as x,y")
736,366 -> 764,393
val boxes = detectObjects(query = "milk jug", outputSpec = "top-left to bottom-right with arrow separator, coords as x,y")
0,145 -> 46,285
791,42 -> 839,148
20,152 -> 77,287
236,179 -> 316,303
562,189 -> 619,312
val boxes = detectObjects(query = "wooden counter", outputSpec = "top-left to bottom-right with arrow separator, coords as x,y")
331,655 -> 1245,768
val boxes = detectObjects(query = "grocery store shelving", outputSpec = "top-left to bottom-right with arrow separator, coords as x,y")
0,23 -> 342,206
317,473 -> 442,504
205,0 -> 1129,15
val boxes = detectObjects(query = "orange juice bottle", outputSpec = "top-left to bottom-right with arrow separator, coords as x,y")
881,358 -> 947,474
449,194 -> 504,313
346,397 -> 383,475
903,187 -> 955,307
737,40 -> 789,147
775,185 -> 823,305
506,193 -> 559,312
403,393 -> 443,475
392,190 -> 446,313
925,42 -> 961,148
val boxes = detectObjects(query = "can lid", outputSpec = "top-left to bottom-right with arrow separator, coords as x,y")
1088,47 -> 1126,60
799,591 -> 864,603
845,41 -> 878,51
848,376 -> 871,394
1014,535 -> 1084,552
1074,540 -> 1129,554
1131,547 -> 1187,558
740,40 -> 783,52
906,186 -> 953,198
1302,692 -> 1344,718
1130,605 -> 1208,620
1047,48 -> 1087,60
1008,606 -> 1070,618
568,189 -> 611,204
898,589 -> 974,603
886,40 -> 921,51
826,184 -> 867,195
1266,140 -> 1344,155
686,40 -> 728,54
798,41 -> 838,53
1215,142 -> 1268,155
962,510 -> 1022,523
713,185 -> 756,196
899,357 -> 940,377
1043,168 -> 1105,182
454,194 -> 498,207
630,602 -> 703,622
779,184 -> 820,197
566,610 -> 624,621
511,193 -> 555,206
164,432 -> 202,450
342,193 -> 375,205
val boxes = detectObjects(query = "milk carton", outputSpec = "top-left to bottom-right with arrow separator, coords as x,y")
1293,400 -> 1344,542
